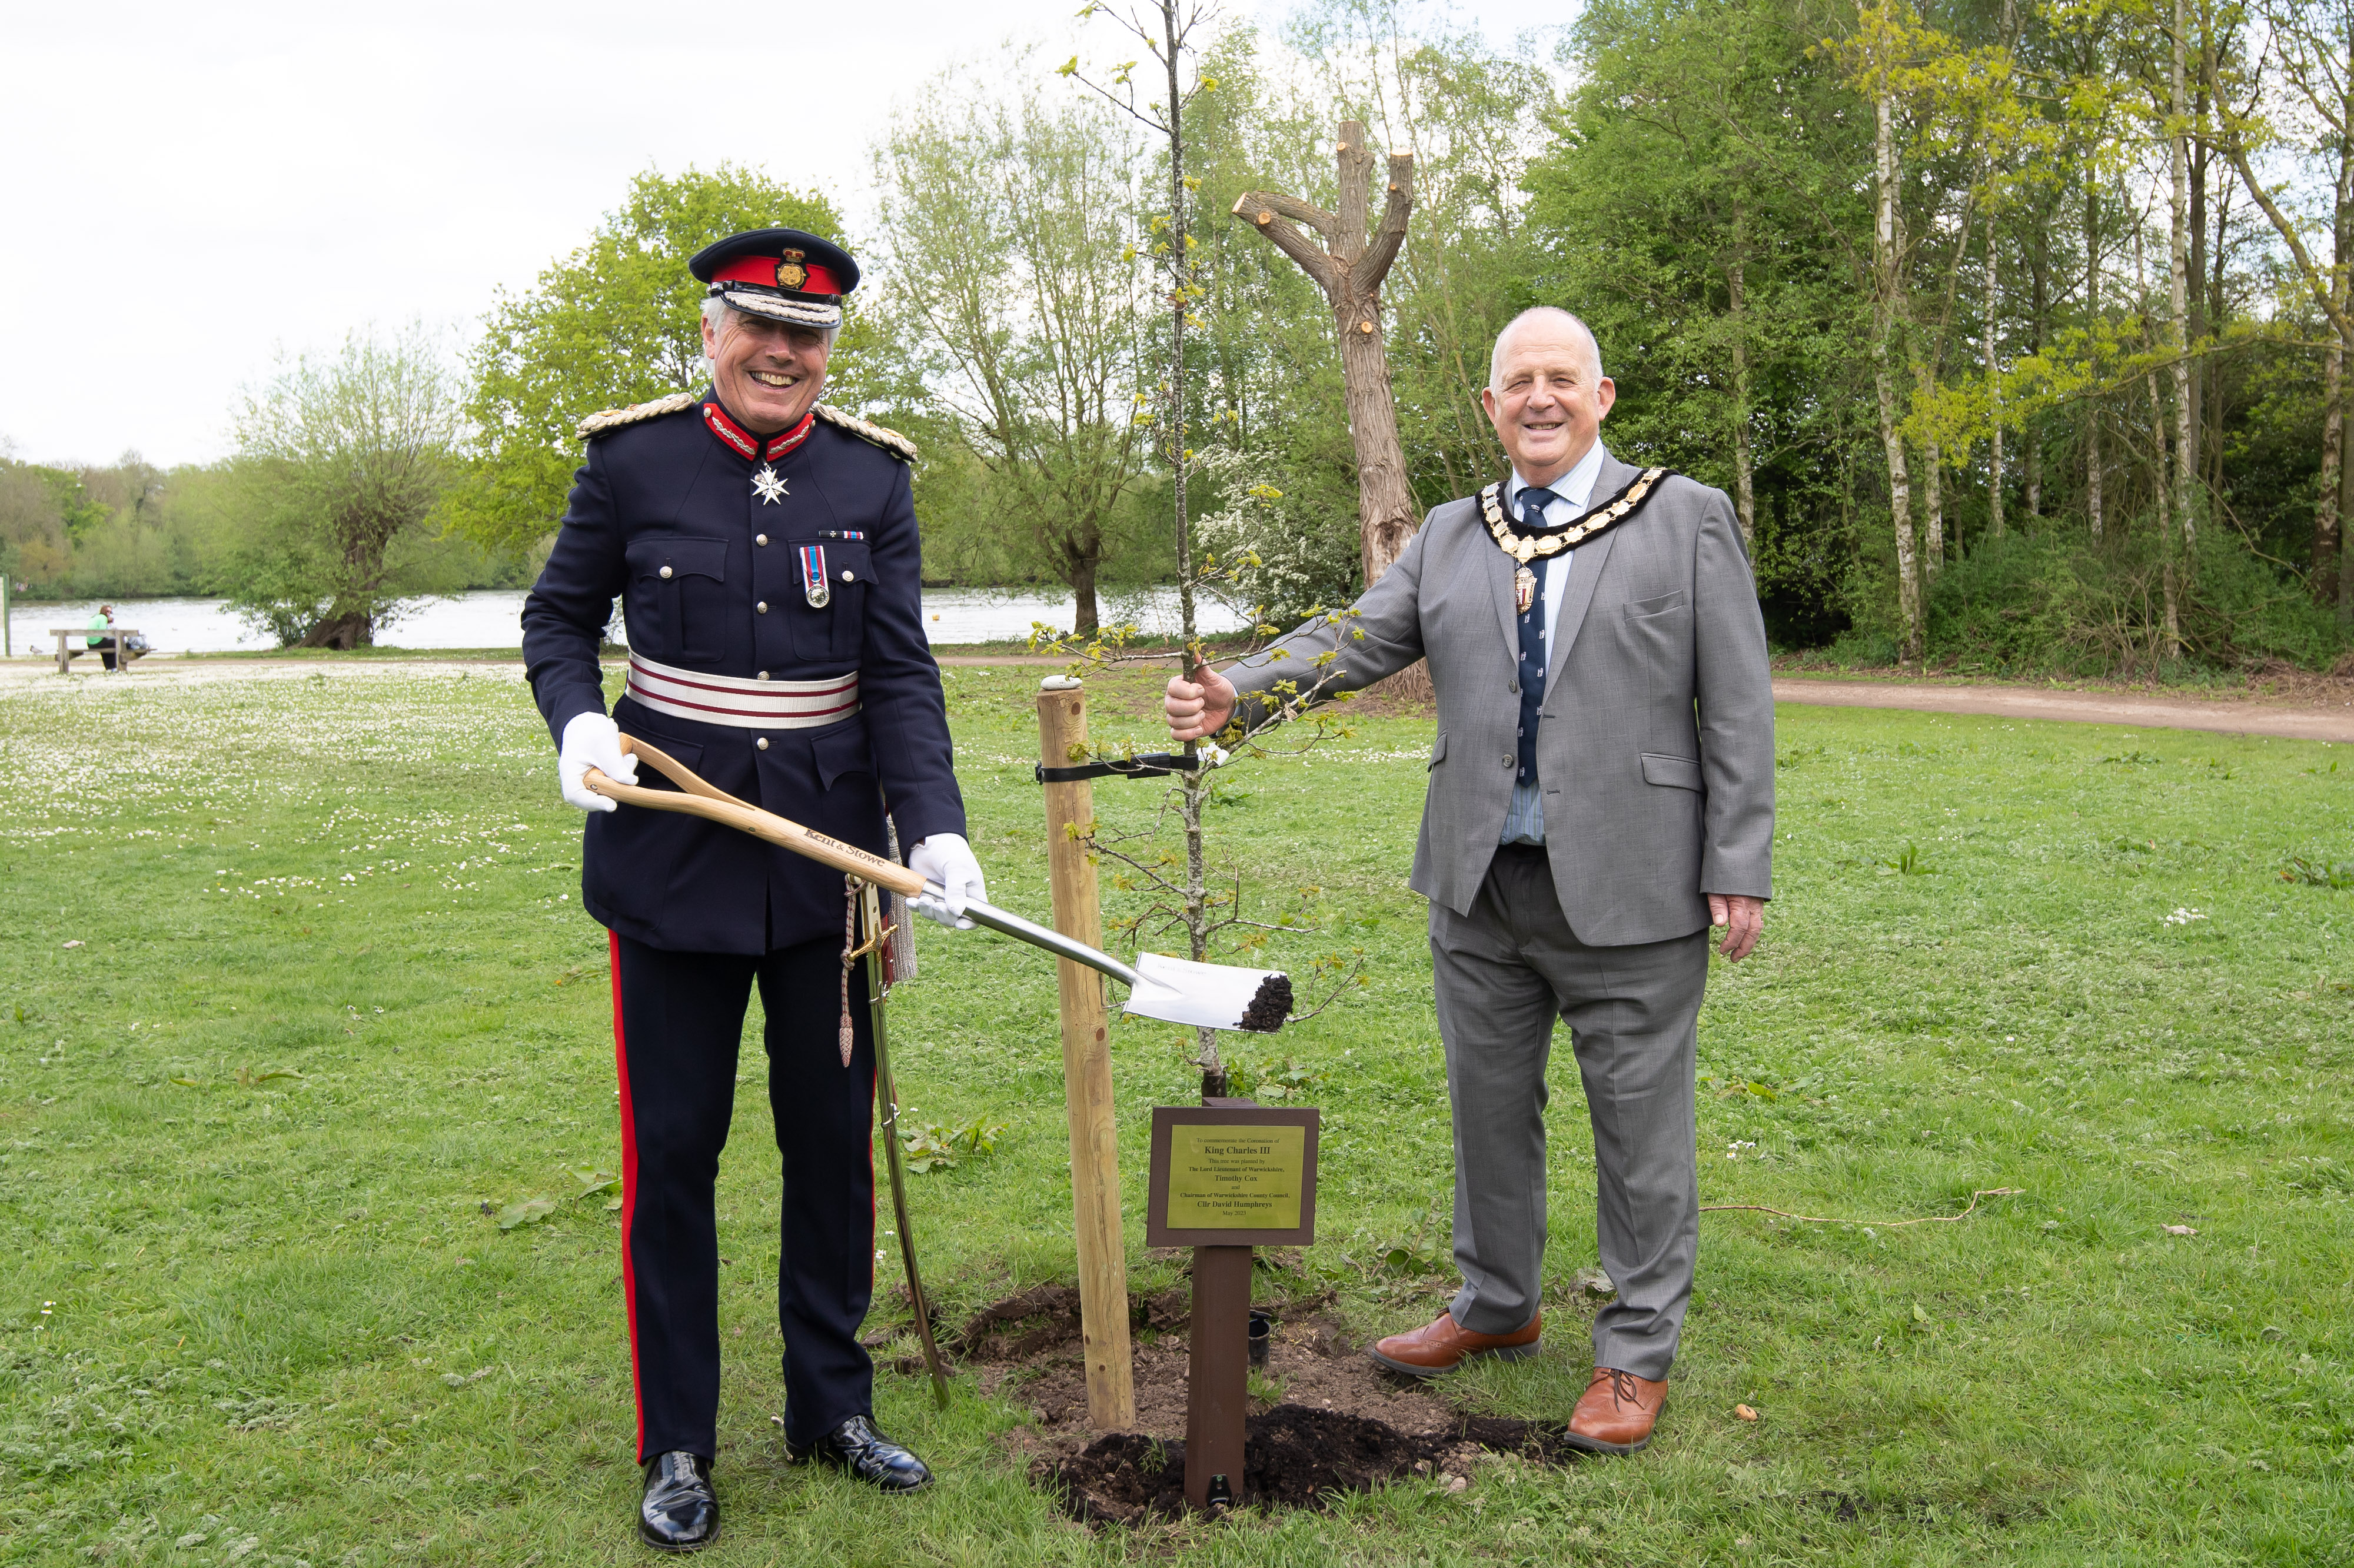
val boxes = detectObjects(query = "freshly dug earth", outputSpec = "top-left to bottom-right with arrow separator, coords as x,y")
1037,1406 -> 1583,1523
929,1283 -> 1591,1523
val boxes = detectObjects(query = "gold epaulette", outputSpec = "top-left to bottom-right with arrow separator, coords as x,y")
577,391 -> 700,441
814,404 -> 919,462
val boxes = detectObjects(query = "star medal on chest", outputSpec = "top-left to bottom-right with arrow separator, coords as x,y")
799,544 -> 832,608
700,401 -> 814,503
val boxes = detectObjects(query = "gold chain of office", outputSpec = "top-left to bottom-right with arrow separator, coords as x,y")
1479,467 -> 1673,564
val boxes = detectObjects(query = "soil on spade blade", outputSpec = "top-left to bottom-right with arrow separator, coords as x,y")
906,1281 -> 1598,1524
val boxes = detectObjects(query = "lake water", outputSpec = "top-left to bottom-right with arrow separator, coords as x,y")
5,587 -> 1248,656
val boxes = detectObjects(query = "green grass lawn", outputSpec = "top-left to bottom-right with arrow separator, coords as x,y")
3,663 -> 2350,1566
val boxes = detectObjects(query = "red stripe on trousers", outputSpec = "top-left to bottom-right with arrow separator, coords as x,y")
610,928 -> 647,1462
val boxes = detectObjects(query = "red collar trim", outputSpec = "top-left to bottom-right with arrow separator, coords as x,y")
701,402 -> 816,462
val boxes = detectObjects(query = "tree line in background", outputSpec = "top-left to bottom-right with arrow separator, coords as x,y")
4,0 -> 2351,674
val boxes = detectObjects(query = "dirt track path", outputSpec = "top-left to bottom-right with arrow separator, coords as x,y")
8,655 -> 2350,743
1772,676 -> 2354,743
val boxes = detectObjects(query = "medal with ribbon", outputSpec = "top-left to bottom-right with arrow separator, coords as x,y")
799,544 -> 832,608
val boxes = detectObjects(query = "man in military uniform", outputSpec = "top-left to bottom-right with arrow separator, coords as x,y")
521,229 -> 989,1551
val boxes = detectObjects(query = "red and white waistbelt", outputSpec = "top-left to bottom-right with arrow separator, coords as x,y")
624,653 -> 859,730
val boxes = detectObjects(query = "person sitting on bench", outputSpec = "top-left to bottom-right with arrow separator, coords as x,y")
87,605 -> 119,671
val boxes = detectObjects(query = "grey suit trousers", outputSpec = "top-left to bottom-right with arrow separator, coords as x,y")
1434,844 -> 1706,1382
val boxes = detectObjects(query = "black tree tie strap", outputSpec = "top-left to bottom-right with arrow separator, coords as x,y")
1034,753 -> 1196,784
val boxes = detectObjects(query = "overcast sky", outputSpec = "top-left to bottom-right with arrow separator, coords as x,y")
1,0 -> 1568,470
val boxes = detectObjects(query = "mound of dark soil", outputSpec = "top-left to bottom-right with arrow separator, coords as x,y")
1036,1404 -> 1582,1524
951,1283 -> 1086,1361
914,1278 -> 1607,1522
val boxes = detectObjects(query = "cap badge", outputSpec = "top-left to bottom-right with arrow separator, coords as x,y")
775,249 -> 809,291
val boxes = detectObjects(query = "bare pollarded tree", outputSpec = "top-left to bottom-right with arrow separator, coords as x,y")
1229,121 -> 1419,598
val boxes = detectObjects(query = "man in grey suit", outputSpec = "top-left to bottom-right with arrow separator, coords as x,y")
1165,307 -> 1772,1455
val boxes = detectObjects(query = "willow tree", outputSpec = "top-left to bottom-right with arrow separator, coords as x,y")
228,325 -> 463,649
876,59 -> 1151,634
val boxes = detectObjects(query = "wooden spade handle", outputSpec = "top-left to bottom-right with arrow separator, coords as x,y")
583,734 -> 926,898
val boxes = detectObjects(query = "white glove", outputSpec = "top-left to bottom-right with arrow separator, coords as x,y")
908,832 -> 987,930
559,711 -> 637,813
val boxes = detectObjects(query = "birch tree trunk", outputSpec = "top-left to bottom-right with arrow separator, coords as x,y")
2086,181 -> 2104,541
2169,0 -> 2197,555
2149,364 -> 2182,655
1989,0 -> 2015,539
1984,209 -> 2004,538
2027,225 -> 2045,520
1873,91 -> 1923,662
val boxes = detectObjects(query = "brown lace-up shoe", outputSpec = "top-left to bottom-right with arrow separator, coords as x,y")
1368,1310 -> 1541,1377
1565,1366 -> 1667,1454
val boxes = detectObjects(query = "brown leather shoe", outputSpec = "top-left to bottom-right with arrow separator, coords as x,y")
1368,1310 -> 1541,1377
1565,1366 -> 1667,1454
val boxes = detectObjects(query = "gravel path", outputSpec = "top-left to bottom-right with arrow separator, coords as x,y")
1770,676 -> 2354,744
9,655 -> 2349,742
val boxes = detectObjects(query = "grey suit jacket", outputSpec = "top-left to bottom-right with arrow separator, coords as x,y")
1224,449 -> 1774,946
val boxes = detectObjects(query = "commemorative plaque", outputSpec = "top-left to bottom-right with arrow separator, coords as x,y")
1146,1105 -> 1319,1247
1146,1103 -> 1320,1510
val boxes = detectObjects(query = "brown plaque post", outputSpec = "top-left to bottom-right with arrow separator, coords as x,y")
1036,678 -> 1136,1431
1146,1104 -> 1321,1513
1185,1244 -> 1253,1510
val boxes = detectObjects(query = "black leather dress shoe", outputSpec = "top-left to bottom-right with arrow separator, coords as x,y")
639,1450 -> 719,1552
786,1414 -> 934,1493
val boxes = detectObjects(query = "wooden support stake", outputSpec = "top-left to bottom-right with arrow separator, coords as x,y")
1037,679 -> 1136,1431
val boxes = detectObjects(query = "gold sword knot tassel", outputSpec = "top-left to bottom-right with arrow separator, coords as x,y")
838,875 -> 860,1067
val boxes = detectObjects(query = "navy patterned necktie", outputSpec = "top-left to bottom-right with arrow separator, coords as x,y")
1514,487 -> 1562,785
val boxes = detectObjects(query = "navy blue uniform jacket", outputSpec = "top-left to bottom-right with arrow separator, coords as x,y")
520,394 -> 966,955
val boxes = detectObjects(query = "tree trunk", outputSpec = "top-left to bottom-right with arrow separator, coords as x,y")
2322,82 -> 2354,615
1873,92 -> 1923,663
2320,335 -> 2345,612
2342,395 -> 2354,624
1151,0 -> 1226,1091
2028,214 -> 2046,521
1233,121 -> 1418,592
1070,550 -> 1102,635
1234,119 -> 1427,699
1923,438 -> 1944,572
1728,211 -> 1755,551
2188,88 -> 2209,506
2169,0 -> 2197,554
1984,209 -> 2004,539
2086,180 -> 2103,541
2150,364 -> 2181,657
300,609 -> 373,650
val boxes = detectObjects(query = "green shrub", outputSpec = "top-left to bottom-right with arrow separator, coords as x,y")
1923,526 -> 2350,676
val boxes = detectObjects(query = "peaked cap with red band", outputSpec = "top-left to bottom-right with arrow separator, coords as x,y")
689,228 -> 859,329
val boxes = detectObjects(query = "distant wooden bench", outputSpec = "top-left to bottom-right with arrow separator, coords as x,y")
51,628 -> 147,674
